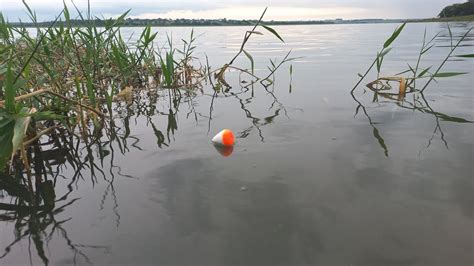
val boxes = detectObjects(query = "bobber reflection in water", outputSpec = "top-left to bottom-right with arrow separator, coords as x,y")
212,129 -> 235,157
213,144 -> 234,157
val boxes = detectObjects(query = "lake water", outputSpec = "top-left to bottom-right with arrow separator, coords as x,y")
1,23 -> 473,265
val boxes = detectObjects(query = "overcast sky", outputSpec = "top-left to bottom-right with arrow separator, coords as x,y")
1,0 -> 464,21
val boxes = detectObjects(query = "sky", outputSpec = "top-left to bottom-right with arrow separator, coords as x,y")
0,0 -> 465,21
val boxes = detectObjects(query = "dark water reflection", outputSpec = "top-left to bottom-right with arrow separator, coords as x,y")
149,158 -> 322,266
1,23 -> 473,265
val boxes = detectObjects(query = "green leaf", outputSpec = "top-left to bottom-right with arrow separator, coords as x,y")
114,9 -> 131,26
167,52 -> 174,80
433,72 -> 467,78
376,51 -> 383,73
32,111 -> 64,121
63,2 -> 70,22
86,74 -> 96,105
407,64 -> 415,74
383,22 -> 406,49
160,59 -> 170,86
418,66 -> 432,77
454,54 -> 474,58
395,69 -> 412,76
447,23 -> 453,49
11,108 -> 32,156
421,44 -> 434,55
22,0 -> 37,22
0,64 -> 6,76
4,61 -> 16,113
0,110 -> 15,169
261,24 -> 284,43
380,47 -> 392,57
243,49 -> 254,74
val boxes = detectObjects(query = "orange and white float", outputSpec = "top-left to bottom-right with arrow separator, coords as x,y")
211,129 -> 235,146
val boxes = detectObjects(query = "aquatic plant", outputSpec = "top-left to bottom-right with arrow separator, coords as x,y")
0,2 -> 291,174
351,22 -> 473,156
354,22 -> 473,98
213,7 -> 293,88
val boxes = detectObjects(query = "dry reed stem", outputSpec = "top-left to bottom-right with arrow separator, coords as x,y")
23,126 -> 60,146
366,76 -> 414,96
0,88 -> 105,116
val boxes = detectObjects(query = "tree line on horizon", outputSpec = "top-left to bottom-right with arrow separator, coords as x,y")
439,1 -> 474,17
5,1 -> 474,28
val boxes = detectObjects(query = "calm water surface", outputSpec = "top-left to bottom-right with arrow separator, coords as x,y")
1,23 -> 473,265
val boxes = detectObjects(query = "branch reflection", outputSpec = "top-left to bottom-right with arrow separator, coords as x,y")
1,70 -> 292,264
350,82 -> 472,157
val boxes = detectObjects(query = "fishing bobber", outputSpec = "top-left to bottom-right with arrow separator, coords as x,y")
212,129 -> 235,146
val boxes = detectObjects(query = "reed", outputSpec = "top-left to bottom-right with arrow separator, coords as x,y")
351,22 -> 473,157
0,2 -> 291,172
353,22 -> 473,97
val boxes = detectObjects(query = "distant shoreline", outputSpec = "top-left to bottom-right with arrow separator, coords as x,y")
409,15 -> 474,22
8,16 -> 474,28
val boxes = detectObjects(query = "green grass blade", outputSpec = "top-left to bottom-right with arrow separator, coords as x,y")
11,107 -> 32,155
4,61 -> 16,113
418,66 -> 432,77
167,52 -> 174,80
433,72 -> 467,78
454,54 -> 474,58
0,111 -> 15,169
395,69 -> 412,76
13,10 -> 63,84
376,52 -> 382,73
383,22 -> 406,49
380,47 -> 392,57
447,23 -> 453,50
243,49 -> 255,74
421,44 -> 435,55
261,24 -> 284,43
